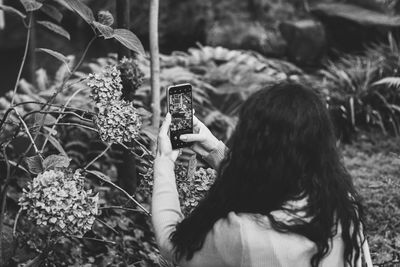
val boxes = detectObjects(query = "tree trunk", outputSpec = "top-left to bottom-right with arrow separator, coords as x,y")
116,0 -> 131,58
150,0 -> 160,154
116,0 -> 137,194
29,13 -> 37,84
0,0 -> 4,30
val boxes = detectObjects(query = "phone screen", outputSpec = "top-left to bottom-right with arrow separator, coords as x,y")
168,84 -> 193,149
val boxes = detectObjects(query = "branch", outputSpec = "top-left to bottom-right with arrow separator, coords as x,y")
83,143 -> 111,170
99,206 -> 144,213
69,235 -> 116,245
95,218 -> 119,235
11,13 -> 33,106
85,170 -> 150,216
40,86 -> 90,152
0,146 -> 10,263
13,208 -> 22,237
15,109 -> 43,159
32,36 -> 97,143
46,122 -> 98,132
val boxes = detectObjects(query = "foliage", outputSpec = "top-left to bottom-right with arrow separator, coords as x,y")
319,37 -> 400,137
0,0 -> 149,265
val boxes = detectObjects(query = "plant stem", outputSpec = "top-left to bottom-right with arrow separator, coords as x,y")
99,206 -> 143,213
95,218 -> 119,234
70,235 -> 116,245
84,143 -> 112,170
133,138 -> 153,157
13,208 -> 22,237
40,86 -> 89,152
0,146 -> 10,264
71,36 -> 96,74
15,109 -> 43,159
46,123 -> 98,132
85,170 -> 150,216
32,36 -> 96,142
11,13 -> 33,106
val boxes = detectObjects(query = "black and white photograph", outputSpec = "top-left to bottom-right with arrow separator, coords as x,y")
0,0 -> 399,266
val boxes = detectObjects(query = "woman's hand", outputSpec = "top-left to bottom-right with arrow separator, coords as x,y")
157,113 -> 180,162
180,115 -> 219,158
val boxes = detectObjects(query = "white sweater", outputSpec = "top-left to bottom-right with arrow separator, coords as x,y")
152,141 -> 360,266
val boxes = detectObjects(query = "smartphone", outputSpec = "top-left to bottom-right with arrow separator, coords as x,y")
167,83 -> 194,149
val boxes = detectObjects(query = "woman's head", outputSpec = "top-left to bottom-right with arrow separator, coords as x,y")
171,82 -> 364,266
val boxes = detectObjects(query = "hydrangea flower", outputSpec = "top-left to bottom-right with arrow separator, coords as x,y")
19,169 -> 98,236
139,166 -> 217,215
179,167 -> 216,214
87,65 -> 123,105
118,57 -> 144,101
94,99 -> 142,143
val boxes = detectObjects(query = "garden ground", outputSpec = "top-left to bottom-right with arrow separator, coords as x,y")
342,132 -> 400,264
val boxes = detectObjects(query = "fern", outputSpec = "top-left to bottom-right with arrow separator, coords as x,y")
372,77 -> 400,89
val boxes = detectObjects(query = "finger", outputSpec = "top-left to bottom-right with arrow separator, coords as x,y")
159,113 -> 171,137
180,133 -> 205,142
193,115 -> 203,127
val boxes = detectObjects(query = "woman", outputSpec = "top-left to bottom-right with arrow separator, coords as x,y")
152,82 -> 365,266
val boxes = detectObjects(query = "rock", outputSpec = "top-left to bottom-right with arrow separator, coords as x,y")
311,3 -> 400,27
347,0 -> 388,12
279,19 -> 326,66
310,3 -> 400,53
207,21 -> 287,57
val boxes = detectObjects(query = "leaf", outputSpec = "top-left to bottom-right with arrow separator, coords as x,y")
0,4 -> 26,19
28,113 -> 57,129
43,154 -> 71,170
93,21 -> 114,39
36,48 -> 70,71
86,170 -> 111,182
24,155 -> 43,174
64,0 -> 94,25
20,0 -> 43,12
37,20 -> 70,40
47,134 -> 68,156
372,77 -> 400,89
112,29 -> 145,55
40,3 -> 63,22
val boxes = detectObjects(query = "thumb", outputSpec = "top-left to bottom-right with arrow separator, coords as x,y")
180,133 -> 205,142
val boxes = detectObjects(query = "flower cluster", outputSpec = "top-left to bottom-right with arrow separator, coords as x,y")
19,169 -> 98,236
88,62 -> 142,143
138,165 -> 217,215
177,167 -> 216,214
95,99 -> 142,143
118,57 -> 144,101
87,65 -> 123,105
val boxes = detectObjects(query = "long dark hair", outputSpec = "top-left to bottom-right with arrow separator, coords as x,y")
171,82 -> 364,266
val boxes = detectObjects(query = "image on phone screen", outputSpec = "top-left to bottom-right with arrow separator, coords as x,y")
168,84 -> 193,149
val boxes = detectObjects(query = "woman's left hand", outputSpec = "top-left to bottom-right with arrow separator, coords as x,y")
156,113 -> 180,162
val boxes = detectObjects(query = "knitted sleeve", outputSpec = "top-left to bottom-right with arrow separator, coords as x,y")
202,140 -> 229,170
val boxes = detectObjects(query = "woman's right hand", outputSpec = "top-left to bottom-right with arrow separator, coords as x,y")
180,116 -> 219,158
